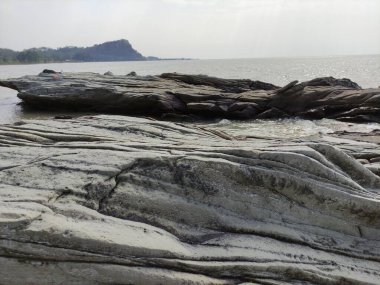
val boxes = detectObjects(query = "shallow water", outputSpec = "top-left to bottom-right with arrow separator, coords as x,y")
201,118 -> 380,139
0,55 -> 379,128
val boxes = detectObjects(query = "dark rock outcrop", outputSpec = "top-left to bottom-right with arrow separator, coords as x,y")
0,71 -> 380,122
41,69 -> 59,74
160,72 -> 279,92
0,115 -> 380,284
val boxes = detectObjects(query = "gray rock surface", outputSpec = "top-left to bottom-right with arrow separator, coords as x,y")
0,115 -> 379,284
1,70 -> 380,122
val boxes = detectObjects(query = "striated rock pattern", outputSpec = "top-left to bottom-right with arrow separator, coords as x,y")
0,115 -> 379,284
1,70 -> 380,122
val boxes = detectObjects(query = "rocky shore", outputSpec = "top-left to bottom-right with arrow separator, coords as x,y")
1,70 -> 380,122
0,71 -> 379,284
0,114 -> 379,284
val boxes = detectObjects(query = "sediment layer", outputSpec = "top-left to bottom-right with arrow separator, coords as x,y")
0,115 -> 379,284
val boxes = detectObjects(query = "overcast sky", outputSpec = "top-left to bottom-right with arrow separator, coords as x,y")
0,0 -> 379,59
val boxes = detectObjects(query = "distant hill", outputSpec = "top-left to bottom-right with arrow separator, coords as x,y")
0,39 -> 151,64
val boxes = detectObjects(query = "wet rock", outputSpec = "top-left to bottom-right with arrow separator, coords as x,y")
42,69 -> 59,74
0,71 -> 380,122
161,72 -> 279,92
370,157 -> 380,163
305,76 -> 361,89
127,71 -> 137,76
256,107 -> 289,119
160,112 -> 197,122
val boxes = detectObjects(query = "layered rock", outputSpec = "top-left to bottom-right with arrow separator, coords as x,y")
0,115 -> 379,284
1,70 -> 380,122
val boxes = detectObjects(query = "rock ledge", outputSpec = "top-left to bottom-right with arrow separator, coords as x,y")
0,115 -> 379,284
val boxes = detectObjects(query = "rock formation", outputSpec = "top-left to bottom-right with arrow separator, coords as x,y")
0,115 -> 379,284
1,70 -> 380,122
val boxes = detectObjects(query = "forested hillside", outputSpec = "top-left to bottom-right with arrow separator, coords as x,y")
0,39 -> 149,64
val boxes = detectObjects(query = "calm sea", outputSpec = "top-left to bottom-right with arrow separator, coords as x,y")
0,55 -> 380,136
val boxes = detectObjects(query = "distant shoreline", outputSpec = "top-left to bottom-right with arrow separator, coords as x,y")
0,58 -> 193,66
0,39 -> 192,66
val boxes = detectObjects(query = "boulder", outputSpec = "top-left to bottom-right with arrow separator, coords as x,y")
127,71 -> 137,76
103,71 -> 114,76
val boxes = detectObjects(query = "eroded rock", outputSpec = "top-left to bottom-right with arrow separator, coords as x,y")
0,115 -> 379,284
1,71 -> 380,122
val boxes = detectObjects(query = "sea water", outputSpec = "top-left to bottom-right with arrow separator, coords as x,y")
0,55 -> 379,135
